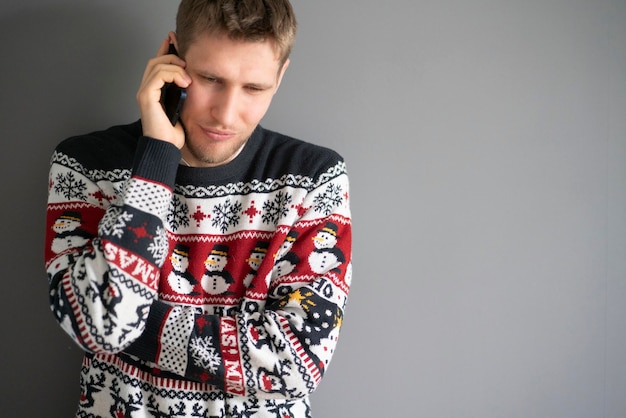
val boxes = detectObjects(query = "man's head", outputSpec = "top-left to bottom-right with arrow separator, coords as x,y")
170,0 -> 297,167
175,0 -> 297,66
171,0 -> 297,167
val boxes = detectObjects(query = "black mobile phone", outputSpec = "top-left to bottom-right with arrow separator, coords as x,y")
160,44 -> 187,126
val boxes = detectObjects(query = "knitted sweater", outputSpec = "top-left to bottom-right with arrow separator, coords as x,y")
44,121 -> 352,417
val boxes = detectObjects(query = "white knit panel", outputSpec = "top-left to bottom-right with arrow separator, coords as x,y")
158,306 -> 195,376
125,178 -> 171,219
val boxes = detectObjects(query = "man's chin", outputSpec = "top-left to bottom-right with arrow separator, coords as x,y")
183,140 -> 247,167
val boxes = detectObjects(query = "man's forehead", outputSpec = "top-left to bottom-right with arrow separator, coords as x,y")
188,30 -> 281,58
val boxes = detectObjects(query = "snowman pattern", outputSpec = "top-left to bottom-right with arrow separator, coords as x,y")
273,252 -> 300,279
243,241 -> 269,288
167,244 -> 199,295
266,231 -> 301,298
307,222 -> 345,274
271,230 -> 300,278
51,211 -> 91,254
277,230 -> 298,260
201,244 -> 234,295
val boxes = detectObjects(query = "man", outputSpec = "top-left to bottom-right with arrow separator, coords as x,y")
44,1 -> 352,416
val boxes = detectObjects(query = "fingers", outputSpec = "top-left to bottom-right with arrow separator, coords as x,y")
157,37 -> 170,56
136,38 -> 191,148
141,41 -> 189,89
139,60 -> 190,94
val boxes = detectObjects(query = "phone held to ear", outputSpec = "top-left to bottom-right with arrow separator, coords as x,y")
160,44 -> 187,126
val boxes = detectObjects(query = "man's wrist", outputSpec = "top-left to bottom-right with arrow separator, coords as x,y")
133,136 -> 182,187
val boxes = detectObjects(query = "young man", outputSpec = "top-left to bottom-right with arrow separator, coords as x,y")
44,1 -> 352,416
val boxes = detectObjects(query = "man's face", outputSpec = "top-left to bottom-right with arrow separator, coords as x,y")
179,32 -> 288,167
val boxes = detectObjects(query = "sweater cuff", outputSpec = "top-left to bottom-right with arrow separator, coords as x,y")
132,136 -> 181,188
125,300 -> 172,361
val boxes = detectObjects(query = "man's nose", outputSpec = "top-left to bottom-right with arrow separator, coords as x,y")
211,87 -> 238,126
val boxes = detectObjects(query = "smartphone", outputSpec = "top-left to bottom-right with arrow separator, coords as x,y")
160,44 -> 187,126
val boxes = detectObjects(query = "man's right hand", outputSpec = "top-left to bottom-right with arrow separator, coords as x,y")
136,36 -> 191,149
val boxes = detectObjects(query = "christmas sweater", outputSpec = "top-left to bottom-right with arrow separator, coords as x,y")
44,121 -> 352,417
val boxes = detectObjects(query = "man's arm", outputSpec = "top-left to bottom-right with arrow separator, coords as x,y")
124,166 -> 352,399
45,136 -> 180,353
46,35 -> 190,352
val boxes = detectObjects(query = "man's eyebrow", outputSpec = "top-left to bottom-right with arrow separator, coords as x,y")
194,70 -> 274,89
195,70 -> 220,79
245,81 -> 274,90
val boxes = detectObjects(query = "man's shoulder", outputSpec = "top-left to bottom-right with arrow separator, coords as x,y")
256,127 -> 345,177
54,121 -> 142,169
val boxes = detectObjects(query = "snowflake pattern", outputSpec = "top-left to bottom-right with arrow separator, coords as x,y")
99,207 -> 134,239
147,226 -> 169,265
167,195 -> 190,231
211,199 -> 242,233
55,171 -> 87,200
189,336 -> 221,373
313,183 -> 344,216
262,191 -> 292,226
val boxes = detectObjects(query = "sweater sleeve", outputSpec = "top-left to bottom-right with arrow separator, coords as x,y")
124,160 -> 352,400
45,136 -> 181,353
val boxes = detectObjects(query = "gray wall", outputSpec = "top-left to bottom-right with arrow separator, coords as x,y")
1,1 -> 624,417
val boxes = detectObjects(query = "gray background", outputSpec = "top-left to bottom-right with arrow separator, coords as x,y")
1,1 -> 625,417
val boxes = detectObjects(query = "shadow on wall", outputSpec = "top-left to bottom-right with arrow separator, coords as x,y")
0,5 -> 151,417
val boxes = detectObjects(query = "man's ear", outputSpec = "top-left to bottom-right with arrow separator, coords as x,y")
168,31 -> 179,52
275,58 -> 290,92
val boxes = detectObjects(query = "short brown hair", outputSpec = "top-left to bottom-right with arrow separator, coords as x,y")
176,0 -> 297,65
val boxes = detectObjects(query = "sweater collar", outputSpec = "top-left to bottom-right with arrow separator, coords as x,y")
174,124 -> 264,184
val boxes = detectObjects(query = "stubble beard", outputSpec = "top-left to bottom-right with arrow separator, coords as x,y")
183,125 -> 249,167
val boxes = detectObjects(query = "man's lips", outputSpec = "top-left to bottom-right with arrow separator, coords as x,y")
201,127 -> 236,141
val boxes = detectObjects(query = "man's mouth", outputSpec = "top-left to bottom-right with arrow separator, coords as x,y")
201,127 -> 236,141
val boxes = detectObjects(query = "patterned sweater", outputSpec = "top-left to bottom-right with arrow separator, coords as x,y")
44,121 -> 352,417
